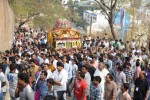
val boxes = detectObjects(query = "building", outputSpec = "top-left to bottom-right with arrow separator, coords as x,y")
83,10 -> 109,34
62,0 -> 69,5
62,0 -> 81,5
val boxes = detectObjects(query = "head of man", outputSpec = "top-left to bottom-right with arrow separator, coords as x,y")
136,60 -> 140,67
139,71 -> 145,79
105,64 -> 110,70
117,65 -> 123,72
15,55 -> 20,61
98,62 -> 104,71
57,62 -> 64,72
126,63 -> 131,69
82,65 -> 88,74
132,39 -> 135,42
30,59 -> 35,67
51,55 -> 56,61
40,70 -> 47,81
77,72 -> 85,80
93,76 -> 101,86
106,74 -> 114,83
31,53 -> 37,59
18,73 -> 29,86
121,83 -> 129,93
10,63 -> 17,72
2,57 -> 7,63
47,78 -> 54,88
44,63 -> 49,71
0,64 -> 2,72
63,56 -> 67,63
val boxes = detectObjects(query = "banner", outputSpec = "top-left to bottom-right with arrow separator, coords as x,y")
56,40 -> 81,49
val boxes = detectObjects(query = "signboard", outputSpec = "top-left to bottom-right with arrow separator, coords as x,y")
56,40 -> 81,49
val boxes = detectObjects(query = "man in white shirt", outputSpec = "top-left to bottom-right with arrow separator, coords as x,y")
94,62 -> 109,99
116,66 -> 126,99
63,56 -> 69,72
104,39 -> 109,48
130,39 -> 136,49
82,65 -> 91,99
63,56 -> 72,97
0,64 -> 6,100
43,63 -> 53,79
0,81 -> 2,100
52,55 -> 58,69
7,63 -> 19,100
53,62 -> 68,100
134,52 -> 143,64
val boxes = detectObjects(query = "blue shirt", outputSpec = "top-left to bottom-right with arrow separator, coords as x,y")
36,79 -> 48,99
90,83 -> 102,100
2,64 -> 8,74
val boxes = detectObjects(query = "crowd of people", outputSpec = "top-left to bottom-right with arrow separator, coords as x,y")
0,29 -> 150,100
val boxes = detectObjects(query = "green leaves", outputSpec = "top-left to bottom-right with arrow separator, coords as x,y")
8,0 -> 73,30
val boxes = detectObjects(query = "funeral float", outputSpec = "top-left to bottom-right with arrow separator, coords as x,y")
47,18 -> 81,49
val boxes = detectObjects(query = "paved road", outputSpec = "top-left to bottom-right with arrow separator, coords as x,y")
5,91 -> 73,100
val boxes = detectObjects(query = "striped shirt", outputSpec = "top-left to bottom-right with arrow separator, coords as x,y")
123,69 -> 134,83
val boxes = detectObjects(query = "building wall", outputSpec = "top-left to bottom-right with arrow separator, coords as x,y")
83,10 -> 97,24
83,10 -> 109,34
0,0 -> 14,51
62,0 -> 69,4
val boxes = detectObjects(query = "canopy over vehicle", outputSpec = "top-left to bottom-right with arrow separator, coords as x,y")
47,18 -> 81,49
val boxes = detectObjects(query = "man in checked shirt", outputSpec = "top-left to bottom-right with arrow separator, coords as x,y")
123,62 -> 134,95
90,76 -> 102,100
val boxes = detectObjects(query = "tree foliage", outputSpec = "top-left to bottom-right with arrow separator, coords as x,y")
94,0 -> 118,39
8,0 -> 74,30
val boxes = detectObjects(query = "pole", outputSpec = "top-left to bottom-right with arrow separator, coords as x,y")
131,0 -> 136,40
89,17 -> 92,36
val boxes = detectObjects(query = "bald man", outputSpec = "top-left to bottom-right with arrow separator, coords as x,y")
94,62 -> 109,99
133,71 -> 149,100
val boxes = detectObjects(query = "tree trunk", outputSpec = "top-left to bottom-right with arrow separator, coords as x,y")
17,19 -> 30,32
109,20 -> 117,40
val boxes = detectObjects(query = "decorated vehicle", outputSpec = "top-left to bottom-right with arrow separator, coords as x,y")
47,18 -> 82,49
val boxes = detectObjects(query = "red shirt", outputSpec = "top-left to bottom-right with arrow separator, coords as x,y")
75,79 -> 87,100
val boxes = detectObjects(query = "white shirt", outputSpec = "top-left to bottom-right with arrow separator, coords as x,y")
72,64 -> 78,77
68,62 -> 73,79
53,60 -> 58,68
134,56 -> 143,63
119,45 -> 125,50
130,41 -> 136,48
94,68 -> 109,92
7,72 -> 18,97
0,72 -> 6,92
104,41 -> 109,48
44,59 -> 49,64
46,70 -> 54,79
64,63 -> 69,73
0,81 -> 1,93
53,69 -> 68,91
84,72 -> 91,96
141,54 -> 148,60
16,59 -> 21,65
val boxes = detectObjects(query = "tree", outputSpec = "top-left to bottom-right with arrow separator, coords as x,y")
94,0 -> 118,39
8,0 -> 74,30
